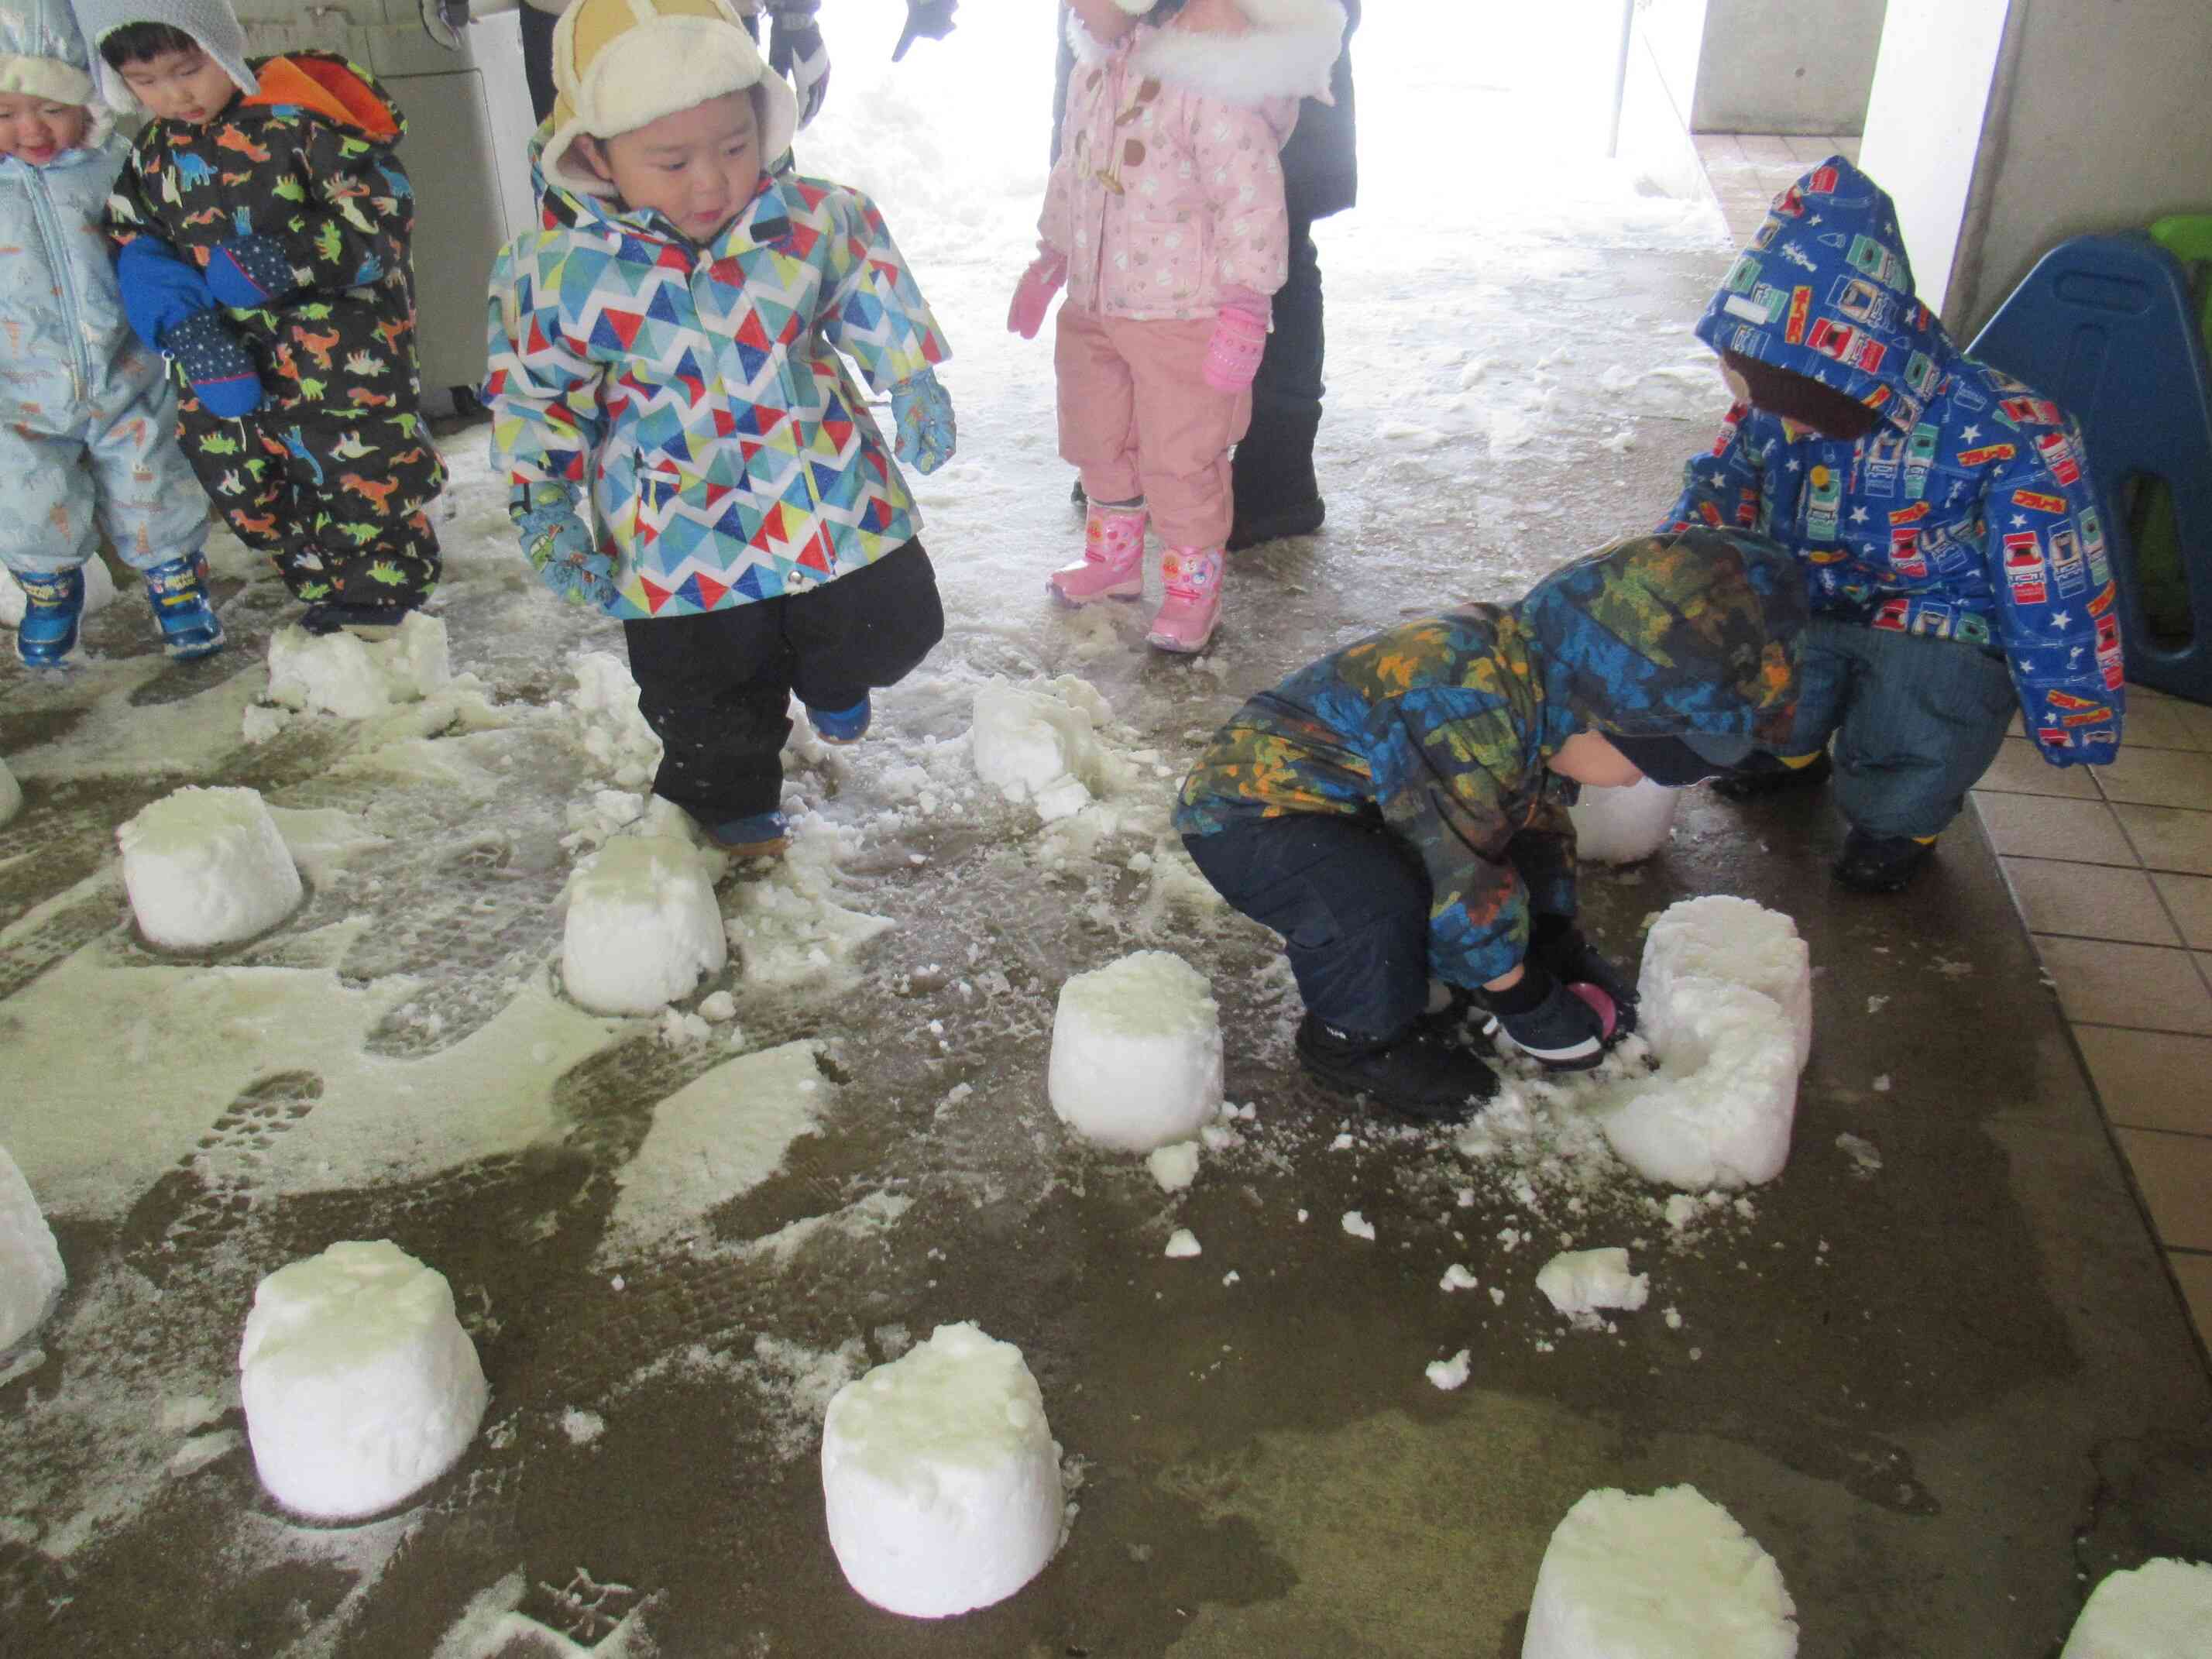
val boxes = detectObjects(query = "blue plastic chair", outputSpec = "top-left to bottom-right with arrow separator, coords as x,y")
1969,232 -> 2212,705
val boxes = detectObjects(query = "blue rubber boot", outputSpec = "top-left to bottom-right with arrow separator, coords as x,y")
706,810 -> 788,857
806,696 -> 871,744
13,568 -> 84,666
143,552 -> 226,661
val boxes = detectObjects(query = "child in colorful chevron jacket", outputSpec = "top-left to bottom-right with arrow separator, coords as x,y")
1011,0 -> 1348,654
1,0 -> 220,667
483,0 -> 955,859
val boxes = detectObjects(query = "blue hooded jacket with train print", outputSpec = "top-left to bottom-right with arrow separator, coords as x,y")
1662,156 -> 2121,766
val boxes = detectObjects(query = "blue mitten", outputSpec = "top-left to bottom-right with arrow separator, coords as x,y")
889,367 -> 955,475
115,236 -> 216,356
515,481 -> 618,610
205,235 -> 301,309
164,311 -> 265,417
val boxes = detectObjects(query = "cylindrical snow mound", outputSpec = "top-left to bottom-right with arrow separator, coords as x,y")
821,1322 -> 1063,1619
1047,950 -> 1223,1153
2061,1557 -> 2212,1658
0,1147 -> 67,1352
1523,1485 -> 1798,1659
1568,778 -> 1680,864
1601,976 -> 1798,1190
562,836 -> 727,1015
1640,895 -> 1812,1073
970,678 -> 1105,823
239,1240 -> 488,1520
117,786 -> 304,950
0,756 -> 21,829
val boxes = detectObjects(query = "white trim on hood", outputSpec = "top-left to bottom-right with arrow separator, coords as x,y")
1067,0 -> 1347,105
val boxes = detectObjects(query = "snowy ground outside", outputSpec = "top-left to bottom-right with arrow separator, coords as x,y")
4,6 -> 2208,1655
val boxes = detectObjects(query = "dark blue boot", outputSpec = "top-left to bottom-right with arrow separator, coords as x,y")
13,568 -> 84,666
143,553 -> 225,661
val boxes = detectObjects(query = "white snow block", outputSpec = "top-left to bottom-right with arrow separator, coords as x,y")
1536,1247 -> 1650,1318
1568,778 -> 1680,864
117,785 -> 304,950
0,557 -> 117,629
1640,895 -> 1812,1073
266,611 -> 452,719
820,1322 -> 1062,1619
0,756 -> 20,829
239,1240 -> 488,1520
2061,1558 -> 2212,1658
1601,976 -> 1798,1190
1523,1485 -> 1798,1659
0,1147 -> 66,1352
561,836 -> 726,1015
970,679 -> 1106,822
1047,951 -> 1223,1153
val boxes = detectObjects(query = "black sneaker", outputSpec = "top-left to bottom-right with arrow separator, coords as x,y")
1712,747 -> 1832,802
1294,1014 -> 1498,1124
1832,828 -> 1935,893
1227,496 -> 1326,553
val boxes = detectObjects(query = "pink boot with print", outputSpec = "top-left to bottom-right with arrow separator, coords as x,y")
1146,545 -> 1223,653
1049,501 -> 1148,606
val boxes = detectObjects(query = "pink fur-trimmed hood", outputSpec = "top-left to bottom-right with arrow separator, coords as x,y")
1067,0 -> 1348,106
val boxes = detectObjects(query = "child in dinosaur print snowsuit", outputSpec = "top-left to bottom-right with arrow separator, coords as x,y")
78,0 -> 441,632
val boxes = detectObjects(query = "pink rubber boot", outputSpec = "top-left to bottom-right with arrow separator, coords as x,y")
1146,545 -> 1223,652
1049,500 -> 1148,606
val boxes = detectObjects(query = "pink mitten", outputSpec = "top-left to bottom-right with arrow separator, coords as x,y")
1203,297 -> 1270,393
1008,253 -> 1069,339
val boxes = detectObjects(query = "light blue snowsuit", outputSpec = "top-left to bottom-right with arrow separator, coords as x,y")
0,0 -> 206,582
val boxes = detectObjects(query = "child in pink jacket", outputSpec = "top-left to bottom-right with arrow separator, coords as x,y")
1009,0 -> 1348,652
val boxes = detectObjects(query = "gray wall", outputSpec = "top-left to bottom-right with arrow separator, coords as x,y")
1686,0 -> 1889,135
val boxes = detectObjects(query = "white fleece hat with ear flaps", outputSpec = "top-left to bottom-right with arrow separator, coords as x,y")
544,0 -> 798,198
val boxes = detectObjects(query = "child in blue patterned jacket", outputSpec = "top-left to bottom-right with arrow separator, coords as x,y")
485,0 -> 954,859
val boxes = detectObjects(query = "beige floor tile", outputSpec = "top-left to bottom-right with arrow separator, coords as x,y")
2034,936 -> 2212,1034
2120,698 -> 2210,752
2170,1252 -> 2212,1354
1977,738 -> 2100,799
2076,1025 -> 2212,1134
1739,135 -> 1799,166
2114,1129 -> 2212,1250
1832,136 -> 1862,163
2114,804 -> 2212,874
2004,859 -> 2177,943
2154,873 -> 2212,949
1973,794 -> 2138,864
2095,747 -> 2212,809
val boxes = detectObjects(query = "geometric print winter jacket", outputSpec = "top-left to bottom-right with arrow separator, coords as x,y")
485,138 -> 951,620
1662,156 -> 2121,767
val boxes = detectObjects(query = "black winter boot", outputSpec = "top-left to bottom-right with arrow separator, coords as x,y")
1295,1014 -> 1498,1123
1712,747 -> 1832,802
1832,828 -> 1936,893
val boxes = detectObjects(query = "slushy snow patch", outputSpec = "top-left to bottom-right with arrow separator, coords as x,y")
970,676 -> 1111,822
117,785 -> 303,950
1047,952 -> 1223,1153
2060,1558 -> 2212,1658
0,755 -> 20,828
1568,778 -> 1680,864
1601,978 -> 1798,1190
820,1322 -> 1063,1619
265,612 -> 452,719
1523,1485 -> 1798,1659
0,555 -> 116,628
1640,895 -> 1812,1073
562,836 -> 727,1015
1536,1247 -> 1650,1320
0,1147 -> 66,1352
238,1239 -> 489,1520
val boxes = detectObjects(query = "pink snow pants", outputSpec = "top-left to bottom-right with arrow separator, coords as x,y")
1054,307 -> 1252,548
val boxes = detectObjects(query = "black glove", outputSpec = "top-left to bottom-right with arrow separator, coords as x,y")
893,0 -> 957,60
764,0 -> 830,126
1476,963 -> 1616,1071
1527,913 -> 1638,1036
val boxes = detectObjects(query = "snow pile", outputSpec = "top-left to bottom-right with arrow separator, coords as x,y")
723,812 -> 895,987
238,1239 -> 489,1520
265,612 -> 453,720
561,836 -> 726,1015
0,755 -> 20,828
2060,1558 -> 2212,1658
1047,951 -> 1223,1152
820,1322 -> 1063,1619
1568,778 -> 1679,864
1536,1247 -> 1650,1321
117,785 -> 304,950
568,651 -> 662,788
0,1147 -> 66,1352
0,556 -> 118,628
1640,896 -> 1812,1073
1523,1485 -> 1798,1658
970,677 -> 1111,823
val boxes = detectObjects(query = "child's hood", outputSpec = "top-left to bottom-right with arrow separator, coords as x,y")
72,0 -> 258,114
2,0 -> 112,146
524,122 -> 786,253
239,52 -> 405,149
1070,0 -> 1348,107
1692,156 -> 1953,437
1510,529 -> 1808,760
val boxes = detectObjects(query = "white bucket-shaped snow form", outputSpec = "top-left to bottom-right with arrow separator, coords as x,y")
1601,975 -> 1798,1190
561,835 -> 727,1015
970,678 -> 1105,823
0,1146 -> 67,1351
1047,950 -> 1224,1153
1523,1485 -> 1798,1659
0,755 -> 21,829
1640,895 -> 1812,1073
238,1239 -> 489,1521
1568,778 -> 1680,864
266,611 -> 452,719
117,785 -> 304,950
820,1322 -> 1063,1619
2060,1557 -> 2212,1658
